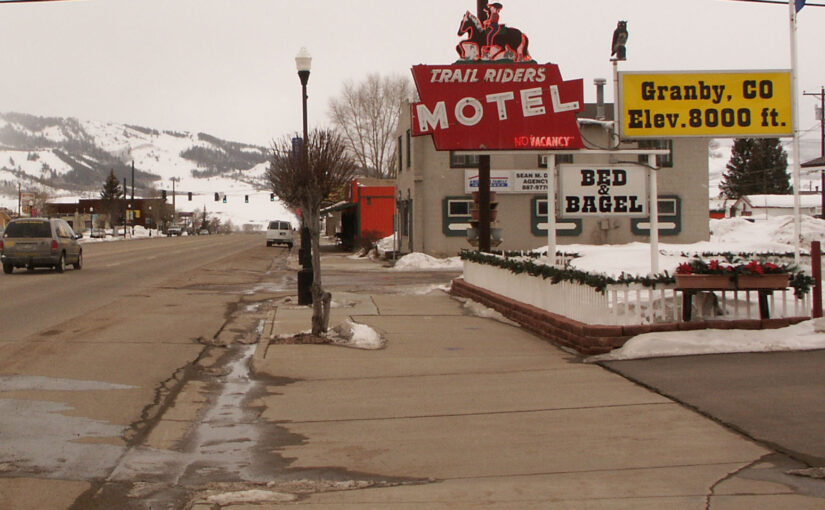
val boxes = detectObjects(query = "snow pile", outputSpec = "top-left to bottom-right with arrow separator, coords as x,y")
330,320 -> 385,350
589,318 -> 825,362
206,489 -> 296,505
392,252 -> 462,271
376,234 -> 396,256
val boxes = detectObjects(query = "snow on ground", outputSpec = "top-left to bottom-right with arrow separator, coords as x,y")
392,252 -> 463,271
330,320 -> 385,350
590,318 -> 825,362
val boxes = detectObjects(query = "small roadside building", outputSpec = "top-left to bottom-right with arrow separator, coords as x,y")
323,178 -> 395,250
45,197 -> 168,231
729,194 -> 821,219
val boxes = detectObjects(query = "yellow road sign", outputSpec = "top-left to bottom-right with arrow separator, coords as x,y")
619,70 -> 792,138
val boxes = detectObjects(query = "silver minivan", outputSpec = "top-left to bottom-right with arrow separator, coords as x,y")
1,218 -> 83,274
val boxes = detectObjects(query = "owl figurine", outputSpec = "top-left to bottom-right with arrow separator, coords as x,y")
611,21 -> 628,60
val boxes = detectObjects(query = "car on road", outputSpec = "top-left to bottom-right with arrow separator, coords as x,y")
167,224 -> 183,236
198,228 -> 210,235
90,227 -> 107,238
1,217 -> 83,274
266,220 -> 294,248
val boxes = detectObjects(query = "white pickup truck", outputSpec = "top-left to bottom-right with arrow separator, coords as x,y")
166,224 -> 183,236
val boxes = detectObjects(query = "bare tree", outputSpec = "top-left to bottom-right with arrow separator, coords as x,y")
328,73 -> 412,178
268,128 -> 358,334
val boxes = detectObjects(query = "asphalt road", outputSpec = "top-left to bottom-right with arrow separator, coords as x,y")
602,350 -> 825,467
0,233 -> 262,343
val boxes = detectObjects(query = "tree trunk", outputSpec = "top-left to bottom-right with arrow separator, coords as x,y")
306,206 -> 330,335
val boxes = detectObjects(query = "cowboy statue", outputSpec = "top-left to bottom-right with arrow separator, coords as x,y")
456,3 -> 531,62
482,2 -> 503,59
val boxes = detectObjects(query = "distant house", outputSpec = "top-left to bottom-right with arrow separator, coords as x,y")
45,197 -> 168,231
708,198 -> 732,219
323,178 -> 395,251
729,194 -> 820,219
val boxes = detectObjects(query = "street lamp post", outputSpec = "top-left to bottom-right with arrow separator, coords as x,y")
296,47 -> 313,305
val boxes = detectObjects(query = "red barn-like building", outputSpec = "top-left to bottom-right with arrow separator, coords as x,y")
324,178 -> 395,251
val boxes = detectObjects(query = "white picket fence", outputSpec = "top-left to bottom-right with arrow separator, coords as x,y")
463,261 -> 812,326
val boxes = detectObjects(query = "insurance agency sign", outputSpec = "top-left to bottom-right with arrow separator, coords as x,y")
411,63 -> 585,151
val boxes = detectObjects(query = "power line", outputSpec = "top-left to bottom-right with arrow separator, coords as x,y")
721,0 -> 825,6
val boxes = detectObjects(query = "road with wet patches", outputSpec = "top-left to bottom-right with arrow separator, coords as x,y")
0,234 -> 300,509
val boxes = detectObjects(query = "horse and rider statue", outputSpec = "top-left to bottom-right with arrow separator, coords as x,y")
456,3 -> 532,63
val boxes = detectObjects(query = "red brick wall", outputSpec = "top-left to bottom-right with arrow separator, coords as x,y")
451,278 -> 808,355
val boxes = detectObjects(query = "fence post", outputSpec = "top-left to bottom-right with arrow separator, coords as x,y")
813,241 -> 822,318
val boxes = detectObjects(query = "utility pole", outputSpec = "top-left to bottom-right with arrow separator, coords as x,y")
130,161 -> 135,235
803,87 -> 825,217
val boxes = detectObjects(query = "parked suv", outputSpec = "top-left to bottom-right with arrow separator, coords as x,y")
1,218 -> 83,274
167,224 -> 183,236
266,220 -> 293,248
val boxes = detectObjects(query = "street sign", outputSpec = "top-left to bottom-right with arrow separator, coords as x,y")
619,70 -> 793,138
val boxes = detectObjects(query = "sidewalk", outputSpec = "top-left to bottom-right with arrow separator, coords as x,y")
243,251 -> 819,509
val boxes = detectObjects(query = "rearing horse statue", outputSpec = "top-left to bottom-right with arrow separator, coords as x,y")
456,11 -> 531,62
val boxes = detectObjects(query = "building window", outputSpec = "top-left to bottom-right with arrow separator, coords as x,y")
637,139 -> 673,168
530,197 -> 582,237
450,152 -> 480,168
631,195 -> 682,236
442,196 -> 473,237
657,197 -> 677,215
398,136 -> 403,173
447,199 -> 472,217
538,154 -> 573,167
406,129 -> 411,168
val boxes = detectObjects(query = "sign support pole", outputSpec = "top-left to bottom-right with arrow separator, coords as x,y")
790,0 -> 802,263
648,154 -> 660,274
546,154 -> 556,264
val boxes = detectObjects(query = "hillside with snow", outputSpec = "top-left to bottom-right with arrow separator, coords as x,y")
0,112 -> 295,230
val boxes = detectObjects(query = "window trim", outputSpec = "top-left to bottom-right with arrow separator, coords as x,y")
450,152 -> 480,169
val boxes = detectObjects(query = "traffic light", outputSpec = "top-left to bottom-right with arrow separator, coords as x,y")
161,189 -> 167,200
214,192 -> 219,201
270,193 -> 275,202
244,195 -> 249,203
188,192 -> 193,201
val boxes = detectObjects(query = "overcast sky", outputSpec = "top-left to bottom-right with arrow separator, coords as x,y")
0,0 -> 823,149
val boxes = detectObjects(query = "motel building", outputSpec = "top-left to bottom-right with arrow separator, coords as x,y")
394,99 -> 711,257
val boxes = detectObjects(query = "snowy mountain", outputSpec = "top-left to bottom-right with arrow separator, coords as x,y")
0,112 -> 270,195
0,112 -> 295,230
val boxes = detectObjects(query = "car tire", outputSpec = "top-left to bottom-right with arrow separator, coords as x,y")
55,253 -> 65,273
73,251 -> 83,270
266,241 -> 272,247
2,262 -> 12,274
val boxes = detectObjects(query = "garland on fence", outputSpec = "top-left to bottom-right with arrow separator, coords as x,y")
460,250 -> 815,298
459,250 -> 674,294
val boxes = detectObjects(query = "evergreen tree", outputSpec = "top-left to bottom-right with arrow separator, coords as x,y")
100,169 -> 122,201
99,170 -> 122,227
719,138 -> 791,198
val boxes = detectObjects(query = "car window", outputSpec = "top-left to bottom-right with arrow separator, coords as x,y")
268,221 -> 278,230
279,222 -> 291,230
3,220 -> 51,238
